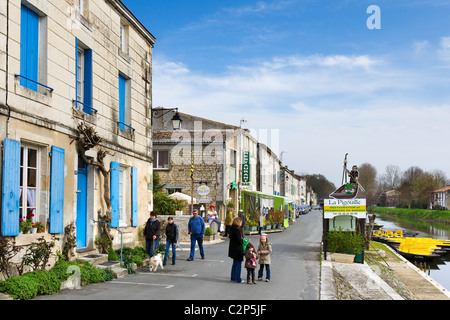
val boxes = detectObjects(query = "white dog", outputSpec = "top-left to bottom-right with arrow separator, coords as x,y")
149,253 -> 163,272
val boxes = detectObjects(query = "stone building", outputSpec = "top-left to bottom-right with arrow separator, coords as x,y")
0,0 -> 154,259
152,108 -> 258,221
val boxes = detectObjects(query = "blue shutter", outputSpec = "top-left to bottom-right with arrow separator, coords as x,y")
118,74 -> 126,130
49,146 -> 65,233
110,162 -> 120,228
131,167 -> 138,227
1,139 -> 21,236
83,49 -> 93,114
20,5 -> 39,91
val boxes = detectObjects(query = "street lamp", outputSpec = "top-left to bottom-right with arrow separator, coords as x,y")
151,107 -> 182,130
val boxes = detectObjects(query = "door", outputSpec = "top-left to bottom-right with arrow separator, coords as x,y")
76,157 -> 88,248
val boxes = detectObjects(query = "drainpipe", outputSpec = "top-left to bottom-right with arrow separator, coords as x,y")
5,0 -> 11,138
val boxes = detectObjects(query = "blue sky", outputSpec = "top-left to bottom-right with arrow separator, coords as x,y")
123,0 -> 450,187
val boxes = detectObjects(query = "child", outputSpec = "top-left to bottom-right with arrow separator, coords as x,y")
244,242 -> 259,285
257,234 -> 272,282
164,217 -> 179,266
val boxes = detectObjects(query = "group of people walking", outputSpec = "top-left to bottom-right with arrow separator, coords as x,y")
143,209 -> 272,285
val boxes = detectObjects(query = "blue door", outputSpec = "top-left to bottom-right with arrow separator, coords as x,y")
76,157 -> 88,248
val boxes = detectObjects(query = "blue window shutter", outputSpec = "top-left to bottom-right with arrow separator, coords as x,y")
49,146 -> 65,233
110,162 -> 120,228
118,74 -> 126,130
1,139 -> 21,236
20,5 -> 39,91
83,49 -> 93,114
131,167 -> 138,227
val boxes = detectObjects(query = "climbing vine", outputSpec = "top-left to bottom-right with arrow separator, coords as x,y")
75,121 -> 114,253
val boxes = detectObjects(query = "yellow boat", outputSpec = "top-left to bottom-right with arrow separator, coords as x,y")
372,229 -> 450,261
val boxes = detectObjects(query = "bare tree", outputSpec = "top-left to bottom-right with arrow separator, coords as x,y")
380,164 -> 401,190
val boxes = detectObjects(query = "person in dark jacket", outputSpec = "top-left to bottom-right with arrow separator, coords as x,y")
144,212 -> 160,258
164,217 -> 179,266
228,217 -> 244,283
187,209 -> 205,261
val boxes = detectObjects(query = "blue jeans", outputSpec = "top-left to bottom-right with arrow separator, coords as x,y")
231,259 -> 242,282
258,264 -> 271,280
164,241 -> 176,264
146,239 -> 160,258
189,234 -> 204,259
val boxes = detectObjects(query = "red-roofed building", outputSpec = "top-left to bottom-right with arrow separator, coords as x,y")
431,186 -> 450,210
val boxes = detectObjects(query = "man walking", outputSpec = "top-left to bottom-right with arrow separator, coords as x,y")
187,209 -> 205,261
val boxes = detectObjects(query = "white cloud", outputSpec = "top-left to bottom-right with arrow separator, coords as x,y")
152,53 -> 450,185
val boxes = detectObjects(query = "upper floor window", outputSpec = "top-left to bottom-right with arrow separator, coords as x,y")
120,23 -> 129,53
118,73 -> 131,131
153,151 -> 169,169
75,39 -> 93,114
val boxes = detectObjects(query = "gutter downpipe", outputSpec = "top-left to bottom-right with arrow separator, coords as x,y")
5,0 -> 11,138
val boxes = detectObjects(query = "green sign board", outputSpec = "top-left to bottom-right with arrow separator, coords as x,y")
242,151 -> 250,185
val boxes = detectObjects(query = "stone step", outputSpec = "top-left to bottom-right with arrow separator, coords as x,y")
77,253 -> 108,266
96,260 -> 128,278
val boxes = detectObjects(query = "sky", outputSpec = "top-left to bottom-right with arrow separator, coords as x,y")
123,0 -> 450,187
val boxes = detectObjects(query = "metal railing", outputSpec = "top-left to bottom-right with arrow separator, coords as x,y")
73,99 -> 98,114
117,121 -> 135,132
15,74 -> 54,92
92,219 -> 123,266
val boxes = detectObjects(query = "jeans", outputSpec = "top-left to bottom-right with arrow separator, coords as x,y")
189,234 -> 204,259
247,268 -> 256,283
164,241 -> 176,264
258,264 -> 271,280
146,239 -> 160,258
230,259 -> 242,282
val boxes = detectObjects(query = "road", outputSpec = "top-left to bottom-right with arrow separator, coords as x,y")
35,209 -> 323,301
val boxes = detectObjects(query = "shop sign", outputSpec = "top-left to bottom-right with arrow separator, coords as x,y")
324,198 -> 366,219
197,185 -> 210,196
242,151 -> 250,186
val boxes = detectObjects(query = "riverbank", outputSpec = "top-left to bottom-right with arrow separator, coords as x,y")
321,241 -> 450,300
371,207 -> 450,225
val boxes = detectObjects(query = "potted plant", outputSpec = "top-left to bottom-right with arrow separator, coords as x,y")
327,228 -> 365,263
35,222 -> 45,233
19,219 -> 33,234
204,227 -> 215,241
247,220 -> 258,231
274,210 -> 284,229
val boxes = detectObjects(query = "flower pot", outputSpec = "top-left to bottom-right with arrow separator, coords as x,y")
333,253 -> 355,264
31,228 -> 37,234
37,229 -> 43,233
266,225 -> 272,230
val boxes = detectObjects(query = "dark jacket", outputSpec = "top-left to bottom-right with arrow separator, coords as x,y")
244,251 -> 259,269
165,223 -> 179,243
228,225 -> 244,261
144,218 -> 161,240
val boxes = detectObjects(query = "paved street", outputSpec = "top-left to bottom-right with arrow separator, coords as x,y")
35,209 -> 323,301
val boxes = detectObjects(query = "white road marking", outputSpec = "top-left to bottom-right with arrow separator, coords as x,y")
112,281 -> 174,289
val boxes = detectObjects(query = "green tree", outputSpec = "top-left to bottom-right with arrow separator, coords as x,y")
152,172 -> 183,215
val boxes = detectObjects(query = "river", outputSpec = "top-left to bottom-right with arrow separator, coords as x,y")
374,214 -> 450,292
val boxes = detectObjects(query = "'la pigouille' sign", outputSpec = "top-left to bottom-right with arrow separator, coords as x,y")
324,198 -> 367,219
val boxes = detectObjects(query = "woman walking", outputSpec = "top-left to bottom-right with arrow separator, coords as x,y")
228,217 -> 244,283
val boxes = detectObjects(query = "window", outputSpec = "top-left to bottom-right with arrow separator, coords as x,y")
119,167 -> 127,226
120,23 -> 129,53
153,151 -> 169,169
20,145 -> 40,224
118,73 -> 131,131
75,39 -> 93,114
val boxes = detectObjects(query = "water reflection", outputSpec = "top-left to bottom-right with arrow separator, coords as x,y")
374,214 -> 450,291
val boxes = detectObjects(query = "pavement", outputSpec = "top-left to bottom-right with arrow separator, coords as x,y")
320,248 -> 450,300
